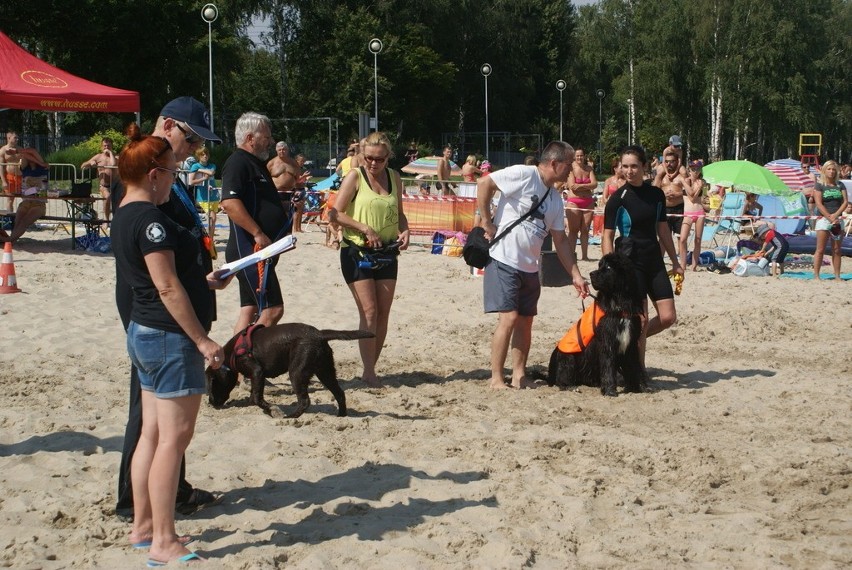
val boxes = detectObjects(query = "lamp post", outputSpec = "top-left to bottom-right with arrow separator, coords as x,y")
556,80 -> 566,142
596,89 -> 605,174
368,38 -> 383,131
481,63 -> 491,159
201,4 -> 218,137
626,98 -> 632,145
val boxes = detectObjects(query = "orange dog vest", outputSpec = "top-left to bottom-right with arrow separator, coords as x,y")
556,302 -> 604,354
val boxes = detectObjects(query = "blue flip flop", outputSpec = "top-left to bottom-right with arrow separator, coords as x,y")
146,552 -> 204,567
132,535 -> 194,549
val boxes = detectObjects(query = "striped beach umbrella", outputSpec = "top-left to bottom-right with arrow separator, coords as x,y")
401,156 -> 462,177
764,164 -> 815,190
765,158 -> 820,181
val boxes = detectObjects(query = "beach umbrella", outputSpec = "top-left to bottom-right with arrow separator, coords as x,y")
702,160 -> 794,196
765,158 -> 804,170
765,158 -> 820,182
764,164 -> 815,190
401,156 -> 462,177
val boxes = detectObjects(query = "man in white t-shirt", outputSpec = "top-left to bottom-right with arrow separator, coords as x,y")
476,141 -> 589,390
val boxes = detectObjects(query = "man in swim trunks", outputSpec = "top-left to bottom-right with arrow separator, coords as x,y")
654,148 -> 687,245
436,145 -> 456,196
81,137 -> 118,221
1,131 -> 24,211
268,141 -> 305,230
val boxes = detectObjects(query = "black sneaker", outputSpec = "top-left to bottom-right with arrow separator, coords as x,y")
175,488 -> 223,515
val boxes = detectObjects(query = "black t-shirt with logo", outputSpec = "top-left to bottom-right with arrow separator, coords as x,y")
111,201 -> 211,334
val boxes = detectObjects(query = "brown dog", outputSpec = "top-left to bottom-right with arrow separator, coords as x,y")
206,323 -> 373,417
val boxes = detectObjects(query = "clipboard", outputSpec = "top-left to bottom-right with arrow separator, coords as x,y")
216,235 -> 297,278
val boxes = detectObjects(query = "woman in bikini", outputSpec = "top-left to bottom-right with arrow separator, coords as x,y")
679,160 -> 707,271
564,147 -> 597,260
601,157 -> 624,206
461,155 -> 482,182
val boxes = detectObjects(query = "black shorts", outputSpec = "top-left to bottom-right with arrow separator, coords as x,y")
617,239 -> 674,305
340,245 -> 398,284
633,258 -> 674,304
666,203 -> 684,235
235,261 -> 283,309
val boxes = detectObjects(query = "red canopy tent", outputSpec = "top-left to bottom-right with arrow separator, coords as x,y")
0,31 -> 139,113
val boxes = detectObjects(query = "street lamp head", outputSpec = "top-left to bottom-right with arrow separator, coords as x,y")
596,89 -> 605,100
201,3 -> 218,23
368,38 -> 383,54
556,80 -> 566,92
480,63 -> 492,77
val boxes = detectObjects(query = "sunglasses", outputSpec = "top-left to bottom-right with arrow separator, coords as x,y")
149,136 -> 171,157
364,155 -> 388,163
174,122 -> 202,145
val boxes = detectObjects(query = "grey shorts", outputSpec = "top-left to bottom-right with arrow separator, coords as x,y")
483,259 -> 541,316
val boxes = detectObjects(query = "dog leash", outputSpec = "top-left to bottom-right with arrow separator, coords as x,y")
252,244 -> 271,322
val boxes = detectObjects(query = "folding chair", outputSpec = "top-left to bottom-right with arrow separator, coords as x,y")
703,192 -> 746,251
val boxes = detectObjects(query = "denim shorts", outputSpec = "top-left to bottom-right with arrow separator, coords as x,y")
126,321 -> 206,398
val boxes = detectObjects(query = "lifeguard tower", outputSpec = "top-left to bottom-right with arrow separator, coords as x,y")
799,133 -> 821,168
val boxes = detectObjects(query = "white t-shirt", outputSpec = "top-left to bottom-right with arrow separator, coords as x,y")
489,165 -> 565,272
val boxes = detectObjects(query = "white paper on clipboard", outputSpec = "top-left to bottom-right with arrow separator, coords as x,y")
216,235 -> 297,277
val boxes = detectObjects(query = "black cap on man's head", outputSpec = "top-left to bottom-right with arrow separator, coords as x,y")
159,96 -> 222,143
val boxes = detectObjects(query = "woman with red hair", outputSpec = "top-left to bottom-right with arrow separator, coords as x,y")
112,124 -> 228,566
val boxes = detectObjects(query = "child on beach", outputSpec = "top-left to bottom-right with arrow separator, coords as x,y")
754,222 -> 789,278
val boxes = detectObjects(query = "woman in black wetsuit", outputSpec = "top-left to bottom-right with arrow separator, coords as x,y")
602,145 -> 684,377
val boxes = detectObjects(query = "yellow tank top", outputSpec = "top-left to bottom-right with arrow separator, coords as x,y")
342,167 -> 400,247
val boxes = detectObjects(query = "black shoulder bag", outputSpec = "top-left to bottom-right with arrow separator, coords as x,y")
463,190 -> 548,269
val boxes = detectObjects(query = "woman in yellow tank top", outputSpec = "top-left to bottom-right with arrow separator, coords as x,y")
329,131 -> 410,387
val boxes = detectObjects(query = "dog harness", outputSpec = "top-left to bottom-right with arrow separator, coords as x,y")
556,302 -> 604,354
229,323 -> 266,370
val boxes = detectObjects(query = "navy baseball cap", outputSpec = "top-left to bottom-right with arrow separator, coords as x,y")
668,135 -> 683,147
159,96 -> 221,143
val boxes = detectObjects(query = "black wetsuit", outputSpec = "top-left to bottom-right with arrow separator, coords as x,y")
604,181 -> 674,303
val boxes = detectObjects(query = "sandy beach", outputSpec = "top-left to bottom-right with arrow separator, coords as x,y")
0,222 -> 850,569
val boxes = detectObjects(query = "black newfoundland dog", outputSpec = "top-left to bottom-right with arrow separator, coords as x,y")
206,323 -> 373,417
546,252 -> 647,396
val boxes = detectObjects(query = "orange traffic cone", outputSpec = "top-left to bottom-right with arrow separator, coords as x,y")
0,241 -> 21,294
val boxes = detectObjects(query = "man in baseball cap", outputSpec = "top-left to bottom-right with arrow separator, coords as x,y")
114,96 -> 224,523
668,135 -> 683,148
159,96 -> 222,144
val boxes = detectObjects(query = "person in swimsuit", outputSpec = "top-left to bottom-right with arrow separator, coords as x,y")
753,221 -> 789,278
1,131 -> 49,211
564,147 -> 597,261
461,154 -> 482,182
679,160 -> 707,271
81,137 -> 118,221
601,157 -> 624,207
603,145 -> 683,376
654,148 -> 687,256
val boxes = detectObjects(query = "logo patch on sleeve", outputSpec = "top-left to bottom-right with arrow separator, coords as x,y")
145,223 -> 166,243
